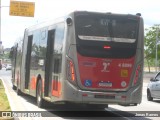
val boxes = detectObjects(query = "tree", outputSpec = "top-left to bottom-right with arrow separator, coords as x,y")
144,24 -> 160,72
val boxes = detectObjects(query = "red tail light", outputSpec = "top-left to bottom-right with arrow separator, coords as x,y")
133,65 -> 141,85
69,61 -> 75,81
67,59 -> 77,86
104,45 -> 111,49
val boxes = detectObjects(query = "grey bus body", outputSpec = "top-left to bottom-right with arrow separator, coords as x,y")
11,11 -> 144,108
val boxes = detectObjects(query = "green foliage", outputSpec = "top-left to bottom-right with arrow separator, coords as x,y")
0,80 -> 11,111
0,52 -> 10,59
144,24 -> 160,72
4,52 -> 10,59
145,24 -> 160,59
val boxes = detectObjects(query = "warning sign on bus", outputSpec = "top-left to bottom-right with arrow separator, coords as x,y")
121,69 -> 128,77
9,1 -> 35,17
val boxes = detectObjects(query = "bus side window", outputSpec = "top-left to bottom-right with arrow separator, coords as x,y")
53,58 -> 60,73
52,22 -> 64,74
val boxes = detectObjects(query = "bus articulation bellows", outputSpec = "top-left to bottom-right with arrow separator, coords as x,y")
11,11 -> 144,108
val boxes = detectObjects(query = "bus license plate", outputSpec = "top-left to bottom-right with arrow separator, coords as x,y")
98,82 -> 112,87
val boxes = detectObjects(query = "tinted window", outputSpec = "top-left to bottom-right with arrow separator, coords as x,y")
30,31 -> 39,70
156,73 -> 160,81
75,12 -> 139,58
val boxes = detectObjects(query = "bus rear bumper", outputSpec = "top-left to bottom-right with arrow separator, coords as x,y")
64,82 -> 142,106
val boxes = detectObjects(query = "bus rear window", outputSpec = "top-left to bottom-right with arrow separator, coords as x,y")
74,12 -> 139,58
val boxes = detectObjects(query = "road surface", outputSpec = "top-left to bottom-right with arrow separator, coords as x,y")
0,68 -> 160,120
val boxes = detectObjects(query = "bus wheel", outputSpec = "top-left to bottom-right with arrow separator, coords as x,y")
17,88 -> 22,95
36,80 -> 44,108
147,90 -> 153,101
12,85 -> 17,90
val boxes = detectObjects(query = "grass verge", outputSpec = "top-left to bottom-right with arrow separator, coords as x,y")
0,79 -> 14,120
0,79 -> 11,111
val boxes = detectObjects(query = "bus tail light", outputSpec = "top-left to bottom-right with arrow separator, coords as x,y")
70,61 -> 75,81
67,59 -> 77,86
133,65 -> 141,85
103,45 -> 111,49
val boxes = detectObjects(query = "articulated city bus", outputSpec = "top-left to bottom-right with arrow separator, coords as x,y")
11,11 -> 144,108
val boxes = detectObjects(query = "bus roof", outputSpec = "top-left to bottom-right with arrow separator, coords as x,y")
25,11 -> 142,32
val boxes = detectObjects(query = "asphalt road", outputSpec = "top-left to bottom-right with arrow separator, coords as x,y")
0,68 -> 160,120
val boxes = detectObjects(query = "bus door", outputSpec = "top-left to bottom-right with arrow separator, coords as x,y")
51,23 -> 64,98
25,35 -> 33,89
44,29 -> 55,97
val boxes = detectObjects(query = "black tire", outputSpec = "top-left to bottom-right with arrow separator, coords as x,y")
36,80 -> 44,108
12,85 -> 17,90
17,88 -> 23,95
147,89 -> 153,101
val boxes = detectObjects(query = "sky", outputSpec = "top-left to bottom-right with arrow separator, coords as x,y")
1,0 -> 160,48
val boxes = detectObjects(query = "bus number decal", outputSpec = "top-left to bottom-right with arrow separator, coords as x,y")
101,62 -> 110,72
118,63 -> 132,68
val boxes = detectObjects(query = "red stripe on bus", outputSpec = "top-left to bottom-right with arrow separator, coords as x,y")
52,80 -> 61,97
30,76 -> 37,90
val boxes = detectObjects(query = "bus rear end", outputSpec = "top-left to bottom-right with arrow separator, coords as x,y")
65,11 -> 144,106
